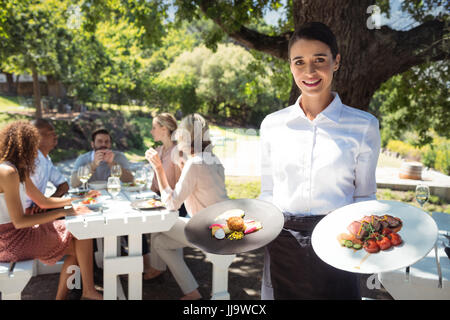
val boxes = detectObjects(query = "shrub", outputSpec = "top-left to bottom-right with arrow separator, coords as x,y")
386,140 -> 421,160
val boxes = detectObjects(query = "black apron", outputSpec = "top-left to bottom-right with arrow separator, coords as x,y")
267,215 -> 361,299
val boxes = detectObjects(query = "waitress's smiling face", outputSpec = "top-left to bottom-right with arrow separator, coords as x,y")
289,38 -> 340,98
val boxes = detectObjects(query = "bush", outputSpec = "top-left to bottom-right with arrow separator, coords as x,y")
435,145 -> 450,175
386,140 -> 421,160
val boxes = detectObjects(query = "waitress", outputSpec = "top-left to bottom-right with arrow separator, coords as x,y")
259,22 -> 380,299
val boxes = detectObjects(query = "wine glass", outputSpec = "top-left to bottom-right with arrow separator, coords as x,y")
111,164 -> 122,178
134,169 -> 147,193
77,165 -> 91,191
415,184 -> 430,209
107,177 -> 121,199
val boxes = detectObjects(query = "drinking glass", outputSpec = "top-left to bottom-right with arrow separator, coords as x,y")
144,165 -> 154,187
415,184 -> 430,208
111,164 -> 122,178
77,165 -> 91,191
107,176 -> 121,199
134,169 -> 147,192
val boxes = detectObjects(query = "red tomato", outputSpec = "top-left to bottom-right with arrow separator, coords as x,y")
381,228 -> 392,236
364,239 -> 380,253
388,232 -> 402,246
376,236 -> 392,250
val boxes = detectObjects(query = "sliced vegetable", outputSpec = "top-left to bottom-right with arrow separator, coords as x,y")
352,243 -> 362,250
345,240 -> 353,248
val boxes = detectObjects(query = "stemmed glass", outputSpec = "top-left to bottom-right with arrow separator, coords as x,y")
134,169 -> 147,194
77,165 -> 91,191
415,184 -> 430,209
107,176 -> 121,199
111,164 -> 122,178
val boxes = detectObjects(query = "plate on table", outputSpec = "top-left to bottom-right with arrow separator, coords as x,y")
184,199 -> 284,255
68,188 -> 89,197
311,200 -> 438,274
72,198 -> 103,210
130,198 -> 165,210
88,181 -> 107,190
122,182 -> 144,192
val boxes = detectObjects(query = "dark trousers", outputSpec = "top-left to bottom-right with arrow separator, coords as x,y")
267,215 -> 361,300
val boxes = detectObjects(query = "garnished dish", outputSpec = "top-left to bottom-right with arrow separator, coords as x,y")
311,200 -> 438,274
146,198 -> 164,208
130,198 -> 165,210
208,209 -> 262,241
81,197 -> 98,205
71,193 -> 102,210
337,214 -> 403,253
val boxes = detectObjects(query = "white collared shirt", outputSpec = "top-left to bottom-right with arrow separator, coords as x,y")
259,93 -> 380,216
25,150 -> 67,208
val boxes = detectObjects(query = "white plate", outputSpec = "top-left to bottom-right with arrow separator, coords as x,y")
72,198 -> 103,210
121,184 -> 144,192
311,200 -> 438,274
88,181 -> 107,190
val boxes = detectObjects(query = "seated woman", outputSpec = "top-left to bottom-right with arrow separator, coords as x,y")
149,112 -> 188,217
145,113 -> 228,300
0,121 -> 102,300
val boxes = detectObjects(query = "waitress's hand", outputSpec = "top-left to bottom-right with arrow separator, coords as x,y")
145,148 -> 162,170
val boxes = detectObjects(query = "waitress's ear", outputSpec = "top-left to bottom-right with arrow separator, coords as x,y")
333,54 -> 341,72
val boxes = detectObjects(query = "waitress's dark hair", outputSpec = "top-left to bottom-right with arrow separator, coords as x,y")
288,22 -> 339,59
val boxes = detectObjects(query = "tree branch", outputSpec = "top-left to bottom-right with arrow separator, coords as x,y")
197,1 -> 290,59
392,19 -> 448,65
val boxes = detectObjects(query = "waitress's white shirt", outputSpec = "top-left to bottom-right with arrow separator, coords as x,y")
259,92 -> 380,216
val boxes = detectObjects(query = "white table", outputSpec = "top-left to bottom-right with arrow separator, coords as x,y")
65,190 -> 236,300
65,191 -> 178,300
378,211 -> 450,300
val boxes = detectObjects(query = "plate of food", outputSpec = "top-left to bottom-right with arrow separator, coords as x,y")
68,188 -> 89,197
130,198 -> 165,210
88,181 -> 107,190
122,181 -> 145,192
311,200 -> 438,274
184,199 -> 284,255
72,197 -> 103,210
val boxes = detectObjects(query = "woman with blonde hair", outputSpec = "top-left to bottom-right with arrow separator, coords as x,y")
145,113 -> 228,300
0,121 -> 102,300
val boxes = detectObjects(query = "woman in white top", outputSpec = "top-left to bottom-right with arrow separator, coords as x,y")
0,121 -> 102,300
145,113 -> 228,300
259,22 -> 380,299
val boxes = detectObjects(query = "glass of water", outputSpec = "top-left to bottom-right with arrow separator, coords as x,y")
107,176 -> 121,199
134,169 -> 147,192
415,184 -> 430,208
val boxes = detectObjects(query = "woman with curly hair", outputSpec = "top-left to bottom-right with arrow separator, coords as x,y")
0,121 -> 102,300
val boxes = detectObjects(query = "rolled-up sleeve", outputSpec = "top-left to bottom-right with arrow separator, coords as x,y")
353,117 -> 381,202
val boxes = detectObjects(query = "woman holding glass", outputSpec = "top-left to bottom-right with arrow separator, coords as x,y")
0,121 -> 102,300
259,22 -> 381,299
145,113 -> 228,300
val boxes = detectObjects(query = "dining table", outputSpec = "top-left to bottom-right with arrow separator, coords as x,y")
377,211 -> 450,300
65,189 -> 179,300
65,188 -> 236,300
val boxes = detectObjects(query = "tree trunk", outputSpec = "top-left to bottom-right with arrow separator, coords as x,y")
4,72 -> 17,95
32,66 -> 43,119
